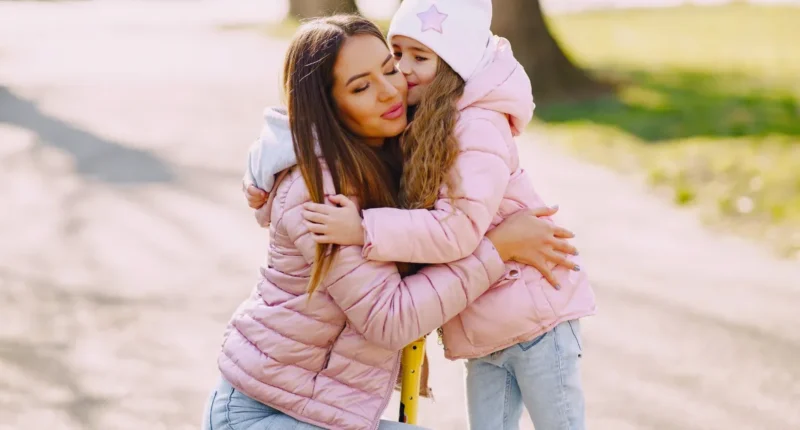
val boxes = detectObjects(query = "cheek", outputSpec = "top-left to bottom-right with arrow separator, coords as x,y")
418,63 -> 437,85
339,96 -> 378,134
390,73 -> 408,97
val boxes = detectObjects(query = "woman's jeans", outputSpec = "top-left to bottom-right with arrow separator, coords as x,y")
465,319 -> 586,430
203,377 -> 427,430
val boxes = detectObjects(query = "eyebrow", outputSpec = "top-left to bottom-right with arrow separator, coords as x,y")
391,44 -> 431,54
346,54 -> 393,86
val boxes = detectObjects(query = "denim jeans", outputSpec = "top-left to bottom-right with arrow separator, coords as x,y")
465,319 -> 585,430
203,377 -> 427,430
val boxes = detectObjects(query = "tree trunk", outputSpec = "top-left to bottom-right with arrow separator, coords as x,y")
491,0 -> 610,104
289,0 -> 360,20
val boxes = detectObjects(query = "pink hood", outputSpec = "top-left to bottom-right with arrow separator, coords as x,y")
457,36 -> 535,136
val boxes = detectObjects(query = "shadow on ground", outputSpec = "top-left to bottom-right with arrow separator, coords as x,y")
0,265 -> 214,429
0,86 -> 175,185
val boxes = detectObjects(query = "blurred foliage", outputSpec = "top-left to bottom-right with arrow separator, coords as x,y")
537,4 -> 800,258
220,17 -> 390,39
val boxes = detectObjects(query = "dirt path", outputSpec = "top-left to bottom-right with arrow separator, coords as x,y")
1,2 -> 798,429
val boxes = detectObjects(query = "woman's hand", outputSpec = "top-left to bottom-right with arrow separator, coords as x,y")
486,206 -> 579,289
302,195 -> 365,246
243,183 -> 269,209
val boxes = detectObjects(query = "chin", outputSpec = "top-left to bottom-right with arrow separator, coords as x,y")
381,117 -> 408,137
406,90 -> 421,106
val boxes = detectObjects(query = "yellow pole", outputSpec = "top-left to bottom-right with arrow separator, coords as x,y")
398,337 -> 426,424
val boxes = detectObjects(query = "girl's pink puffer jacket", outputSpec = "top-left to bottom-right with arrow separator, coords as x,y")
360,37 -> 597,360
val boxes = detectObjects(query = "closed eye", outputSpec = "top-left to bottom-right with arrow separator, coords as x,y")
385,62 -> 400,75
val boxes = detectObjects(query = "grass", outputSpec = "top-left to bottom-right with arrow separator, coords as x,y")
538,4 -> 800,258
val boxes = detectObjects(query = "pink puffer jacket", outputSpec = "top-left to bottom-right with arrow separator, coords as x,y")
218,161 -> 507,430
360,37 -> 597,360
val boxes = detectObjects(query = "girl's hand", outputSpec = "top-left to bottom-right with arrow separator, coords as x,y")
486,206 -> 579,289
244,183 -> 268,209
302,195 -> 365,246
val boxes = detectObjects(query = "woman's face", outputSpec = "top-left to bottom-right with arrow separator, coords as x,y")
391,35 -> 438,106
332,34 -> 408,145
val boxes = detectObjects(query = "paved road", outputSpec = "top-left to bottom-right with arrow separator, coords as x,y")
1,2 -> 798,429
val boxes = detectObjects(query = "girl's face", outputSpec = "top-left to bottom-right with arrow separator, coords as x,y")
332,34 -> 409,145
391,35 -> 438,106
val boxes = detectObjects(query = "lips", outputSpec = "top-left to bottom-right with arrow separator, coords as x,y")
407,82 -> 418,89
381,102 -> 405,120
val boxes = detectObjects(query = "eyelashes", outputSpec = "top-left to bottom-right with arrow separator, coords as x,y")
353,64 -> 401,94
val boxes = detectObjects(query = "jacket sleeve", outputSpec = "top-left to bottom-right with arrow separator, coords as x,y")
281,178 -> 506,351
361,119 -> 511,264
245,128 -> 299,228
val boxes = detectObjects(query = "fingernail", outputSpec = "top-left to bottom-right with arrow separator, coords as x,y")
573,250 -> 580,256
555,284 -> 561,290
551,204 -> 559,210
573,265 -> 581,272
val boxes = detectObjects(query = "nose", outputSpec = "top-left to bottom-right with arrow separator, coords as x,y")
377,76 -> 400,102
398,57 -> 412,76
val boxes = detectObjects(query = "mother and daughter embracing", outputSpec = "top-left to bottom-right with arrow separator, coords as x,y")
203,0 -> 596,429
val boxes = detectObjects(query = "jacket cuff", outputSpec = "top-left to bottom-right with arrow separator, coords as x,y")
360,217 -> 374,259
473,238 -> 506,285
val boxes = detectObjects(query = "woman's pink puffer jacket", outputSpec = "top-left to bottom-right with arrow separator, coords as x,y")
219,147 -> 507,430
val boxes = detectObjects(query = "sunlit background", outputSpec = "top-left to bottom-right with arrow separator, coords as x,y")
1,1 -> 798,429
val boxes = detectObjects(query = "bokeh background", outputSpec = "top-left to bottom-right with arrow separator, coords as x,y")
1,1 -> 798,429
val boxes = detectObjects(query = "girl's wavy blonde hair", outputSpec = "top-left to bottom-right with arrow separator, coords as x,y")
400,59 -> 466,209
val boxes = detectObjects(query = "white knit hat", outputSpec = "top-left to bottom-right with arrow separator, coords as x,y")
387,0 -> 493,82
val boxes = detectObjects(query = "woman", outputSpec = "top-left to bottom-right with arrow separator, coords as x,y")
206,15 -> 572,430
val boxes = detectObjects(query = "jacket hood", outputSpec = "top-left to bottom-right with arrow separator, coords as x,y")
457,36 -> 535,136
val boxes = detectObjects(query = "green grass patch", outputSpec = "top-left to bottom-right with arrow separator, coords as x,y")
538,4 -> 800,258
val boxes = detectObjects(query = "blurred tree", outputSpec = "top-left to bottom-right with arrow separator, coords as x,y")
289,0 -> 360,19
491,0 -> 610,103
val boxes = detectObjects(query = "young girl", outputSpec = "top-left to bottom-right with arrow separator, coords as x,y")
299,1 -> 597,429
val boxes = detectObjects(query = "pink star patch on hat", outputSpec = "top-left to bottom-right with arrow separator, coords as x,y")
417,4 -> 448,33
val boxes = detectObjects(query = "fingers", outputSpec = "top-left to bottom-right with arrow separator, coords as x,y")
517,256 -> 560,290
540,266 -> 560,290
327,194 -> 354,208
302,210 -> 328,224
310,234 -> 333,244
304,220 -> 328,235
551,239 -> 579,256
246,185 -> 266,198
303,202 -> 334,215
553,226 -> 575,239
245,185 -> 268,209
526,205 -> 559,217
544,250 -> 579,271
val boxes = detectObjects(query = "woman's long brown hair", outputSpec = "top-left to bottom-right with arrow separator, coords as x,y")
283,15 -> 403,297
400,60 -> 466,209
